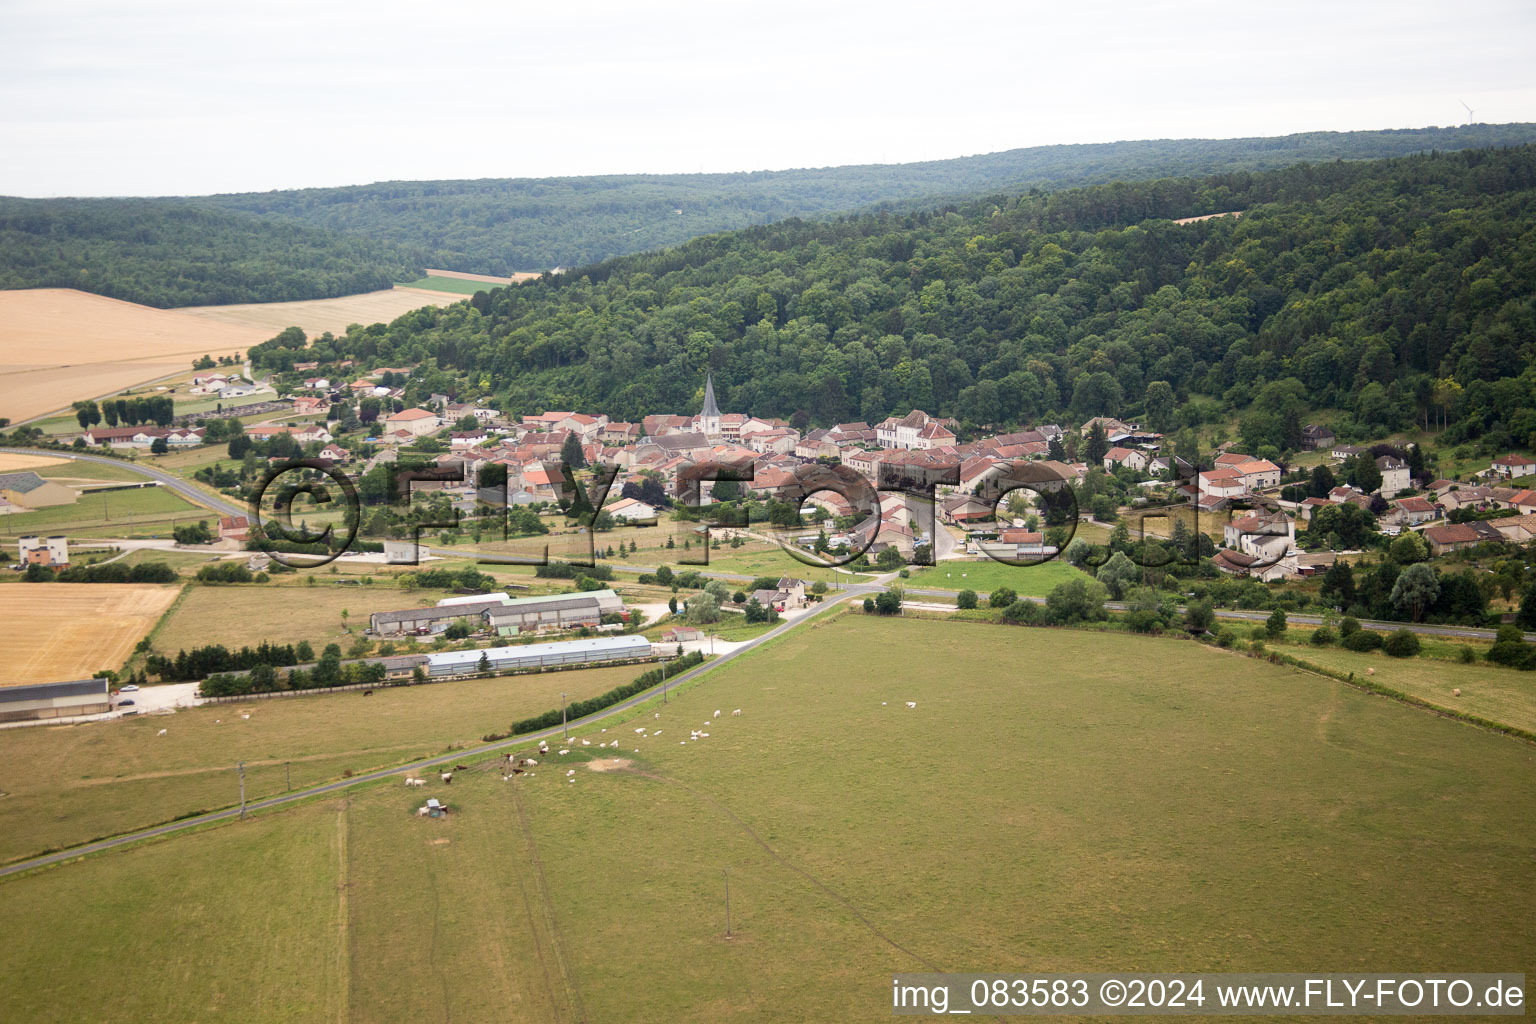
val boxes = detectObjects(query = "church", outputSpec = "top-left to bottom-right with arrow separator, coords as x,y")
694,372 -> 722,438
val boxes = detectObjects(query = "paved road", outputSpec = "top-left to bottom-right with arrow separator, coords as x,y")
0,447 -> 244,517
0,588 -> 861,879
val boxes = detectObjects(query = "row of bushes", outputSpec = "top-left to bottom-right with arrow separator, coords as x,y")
535,561 -> 615,582
148,640 -> 309,681
199,656 -> 387,697
21,561 -> 177,584
490,650 -> 706,740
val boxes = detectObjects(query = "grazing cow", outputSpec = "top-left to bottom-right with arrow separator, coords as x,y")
156,728 -> 167,736
363,690 -> 373,697
732,709 -> 741,716
454,764 -> 470,772
440,773 -> 452,784
714,710 -> 721,718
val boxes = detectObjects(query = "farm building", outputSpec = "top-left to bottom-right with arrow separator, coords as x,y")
485,590 -> 624,636
382,539 -> 429,564
0,678 -> 110,723
368,590 -> 625,635
423,634 -> 652,678
380,654 -> 430,680
368,598 -> 510,635
0,471 -> 76,509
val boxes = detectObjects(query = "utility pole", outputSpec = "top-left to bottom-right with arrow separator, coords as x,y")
560,692 -> 568,740
723,867 -> 732,938
237,761 -> 247,820
285,761 -> 291,791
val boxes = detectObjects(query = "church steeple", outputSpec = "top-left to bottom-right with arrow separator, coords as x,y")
698,372 -> 722,437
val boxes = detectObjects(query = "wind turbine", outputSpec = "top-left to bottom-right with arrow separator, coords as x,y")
1460,100 -> 1475,125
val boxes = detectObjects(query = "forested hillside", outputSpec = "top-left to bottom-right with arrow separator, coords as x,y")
203,124 -> 1536,273
5,125 -> 1535,310
251,145 -> 1536,450
0,199 -> 427,307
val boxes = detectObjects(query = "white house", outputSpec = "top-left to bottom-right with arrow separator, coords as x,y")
384,408 -> 442,438
1375,455 -> 1411,497
1103,447 -> 1148,472
876,410 -> 955,450
1222,510 -> 1296,562
1197,469 -> 1246,500
606,497 -> 658,521
1491,454 -> 1536,479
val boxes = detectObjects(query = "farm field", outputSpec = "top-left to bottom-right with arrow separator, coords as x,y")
0,798 -> 348,1023
149,583 -> 465,654
0,662 -> 639,864
423,267 -> 541,284
1281,643 -> 1536,735
396,275 -> 495,294
672,541 -> 877,584
0,583 -> 179,685
0,453 -> 68,473
0,486 -> 201,539
34,458 -> 151,484
905,555 -> 1089,596
0,288 -> 268,423
177,286 -> 458,336
4,615 -> 1534,1022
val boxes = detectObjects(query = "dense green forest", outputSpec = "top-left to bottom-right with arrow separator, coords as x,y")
5,125 -> 1536,308
250,144 -> 1536,451
201,124 -> 1536,274
0,198 -> 427,307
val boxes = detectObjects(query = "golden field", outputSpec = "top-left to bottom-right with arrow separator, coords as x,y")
0,583 -> 180,684
177,286 -> 459,336
0,289 -> 268,423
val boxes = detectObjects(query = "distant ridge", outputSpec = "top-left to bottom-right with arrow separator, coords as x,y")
4,124 -> 1535,306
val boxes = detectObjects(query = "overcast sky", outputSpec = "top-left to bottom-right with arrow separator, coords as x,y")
4,0 -> 1535,197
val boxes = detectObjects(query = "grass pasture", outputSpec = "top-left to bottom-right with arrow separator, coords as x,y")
0,663 -> 640,864
0,583 -> 179,685
1282,642 -> 1536,735
3,615 -> 1534,1022
906,555 -> 1088,596
395,275 -> 491,294
0,486 -> 200,539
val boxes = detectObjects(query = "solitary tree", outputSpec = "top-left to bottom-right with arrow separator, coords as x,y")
1390,563 -> 1441,622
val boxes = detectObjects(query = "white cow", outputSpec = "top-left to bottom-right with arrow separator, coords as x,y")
156,728 -> 167,736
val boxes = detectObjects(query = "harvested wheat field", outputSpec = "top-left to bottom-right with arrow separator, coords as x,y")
0,453 -> 68,473
0,583 -> 180,685
0,289 -> 269,423
422,268 -> 541,284
177,286 -> 459,336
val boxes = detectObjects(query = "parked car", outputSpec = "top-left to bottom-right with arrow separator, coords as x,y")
118,699 -> 135,707
120,684 -> 139,692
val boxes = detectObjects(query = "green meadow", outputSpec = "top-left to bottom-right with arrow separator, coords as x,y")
2,615 -> 1533,1022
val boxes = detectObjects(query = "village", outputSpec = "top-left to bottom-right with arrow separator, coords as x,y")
18,360 -> 1536,595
